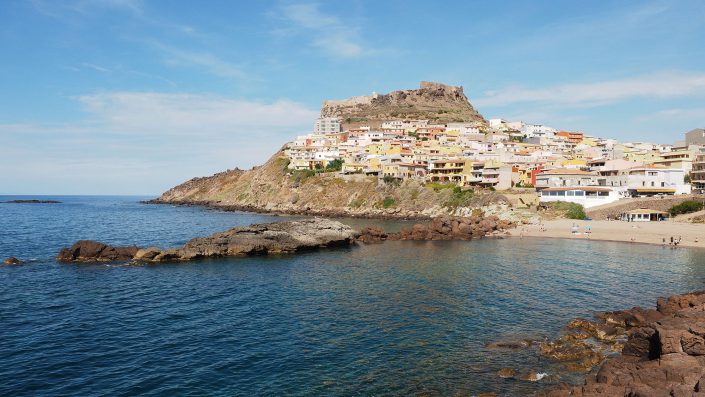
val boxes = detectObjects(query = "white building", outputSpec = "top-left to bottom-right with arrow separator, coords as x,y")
521,124 -> 557,138
313,117 -> 341,134
624,166 -> 691,196
539,187 -> 621,208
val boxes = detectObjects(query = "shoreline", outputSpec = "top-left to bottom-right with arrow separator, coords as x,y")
507,219 -> 705,249
539,290 -> 705,396
143,199 -> 435,221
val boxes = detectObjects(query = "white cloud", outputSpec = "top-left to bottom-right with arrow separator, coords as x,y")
0,92 -> 318,194
276,3 -> 366,58
637,107 -> 705,121
474,71 -> 705,108
152,43 -> 250,81
74,92 -> 316,132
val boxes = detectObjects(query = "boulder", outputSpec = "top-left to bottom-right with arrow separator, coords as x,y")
541,290 -> 705,396
497,368 -> 515,378
56,240 -> 138,263
3,257 -> 24,265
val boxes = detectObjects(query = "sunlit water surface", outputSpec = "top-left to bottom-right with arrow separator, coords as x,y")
2,196 -> 705,396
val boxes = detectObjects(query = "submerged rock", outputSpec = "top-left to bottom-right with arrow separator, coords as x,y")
520,370 -> 547,382
56,240 -> 138,263
3,257 -> 24,265
497,368 -> 515,378
134,218 -> 359,262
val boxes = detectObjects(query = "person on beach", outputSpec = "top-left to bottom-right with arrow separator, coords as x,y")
670,236 -> 674,245
662,237 -> 666,246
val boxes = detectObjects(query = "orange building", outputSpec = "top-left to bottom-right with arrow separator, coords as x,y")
556,131 -> 584,144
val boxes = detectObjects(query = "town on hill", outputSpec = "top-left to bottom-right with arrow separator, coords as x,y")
286,81 -> 704,211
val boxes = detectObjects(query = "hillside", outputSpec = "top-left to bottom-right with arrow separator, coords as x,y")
153,150 -> 522,219
321,81 -> 487,129
152,82 -> 535,220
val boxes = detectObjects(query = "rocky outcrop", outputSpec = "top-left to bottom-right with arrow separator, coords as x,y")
3,257 -> 24,265
2,199 -> 61,204
540,291 -> 705,396
56,240 -> 139,263
358,215 -> 513,242
133,219 -> 359,262
321,81 -> 487,128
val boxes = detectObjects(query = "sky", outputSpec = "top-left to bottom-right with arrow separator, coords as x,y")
1,0 -> 704,195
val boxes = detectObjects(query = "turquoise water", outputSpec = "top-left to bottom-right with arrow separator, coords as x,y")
2,196 -> 705,396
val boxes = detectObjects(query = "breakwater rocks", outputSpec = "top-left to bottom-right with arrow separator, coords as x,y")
540,291 -> 705,396
56,240 -> 139,263
358,215 -> 513,243
133,218 -> 358,262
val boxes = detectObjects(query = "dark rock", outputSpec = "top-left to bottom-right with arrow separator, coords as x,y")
134,219 -> 358,263
357,227 -> 388,243
541,290 -> 705,396
486,339 -> 532,350
384,215 -> 512,242
497,368 -> 515,378
2,199 -> 61,204
56,240 -> 139,263
3,257 -> 24,265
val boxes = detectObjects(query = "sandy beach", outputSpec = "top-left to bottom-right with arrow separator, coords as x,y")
508,219 -> 705,248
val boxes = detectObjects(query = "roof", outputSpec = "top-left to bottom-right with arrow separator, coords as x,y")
542,187 -> 612,192
625,208 -> 670,215
539,168 -> 591,175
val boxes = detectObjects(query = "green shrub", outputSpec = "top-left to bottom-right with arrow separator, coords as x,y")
349,198 -> 365,209
382,197 -> 396,208
382,175 -> 400,185
290,169 -> 316,184
668,200 -> 703,216
550,201 -> 587,220
445,187 -> 475,209
325,159 -> 343,172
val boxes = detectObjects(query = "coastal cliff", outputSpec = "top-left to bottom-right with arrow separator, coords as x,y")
151,149 -> 515,219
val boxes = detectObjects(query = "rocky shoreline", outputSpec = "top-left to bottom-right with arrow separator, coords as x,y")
535,290 -> 705,396
143,198 -> 435,220
54,215 -> 513,264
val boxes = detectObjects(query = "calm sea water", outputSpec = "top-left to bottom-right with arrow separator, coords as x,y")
2,196 -> 705,396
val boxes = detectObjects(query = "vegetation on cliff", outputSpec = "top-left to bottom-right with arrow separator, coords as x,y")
154,150 -> 509,218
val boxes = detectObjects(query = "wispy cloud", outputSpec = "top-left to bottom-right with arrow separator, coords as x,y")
74,91 -> 317,133
30,0 -> 144,18
81,62 -> 112,73
274,3 -> 366,58
1,92 -> 318,194
474,71 -> 705,108
637,107 -> 705,121
153,43 -> 250,81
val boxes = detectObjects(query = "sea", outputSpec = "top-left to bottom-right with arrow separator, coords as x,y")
2,195 -> 705,396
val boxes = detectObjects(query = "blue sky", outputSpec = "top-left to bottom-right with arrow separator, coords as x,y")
1,0 -> 704,195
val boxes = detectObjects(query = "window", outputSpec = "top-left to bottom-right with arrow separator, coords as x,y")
661,182 -> 665,187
